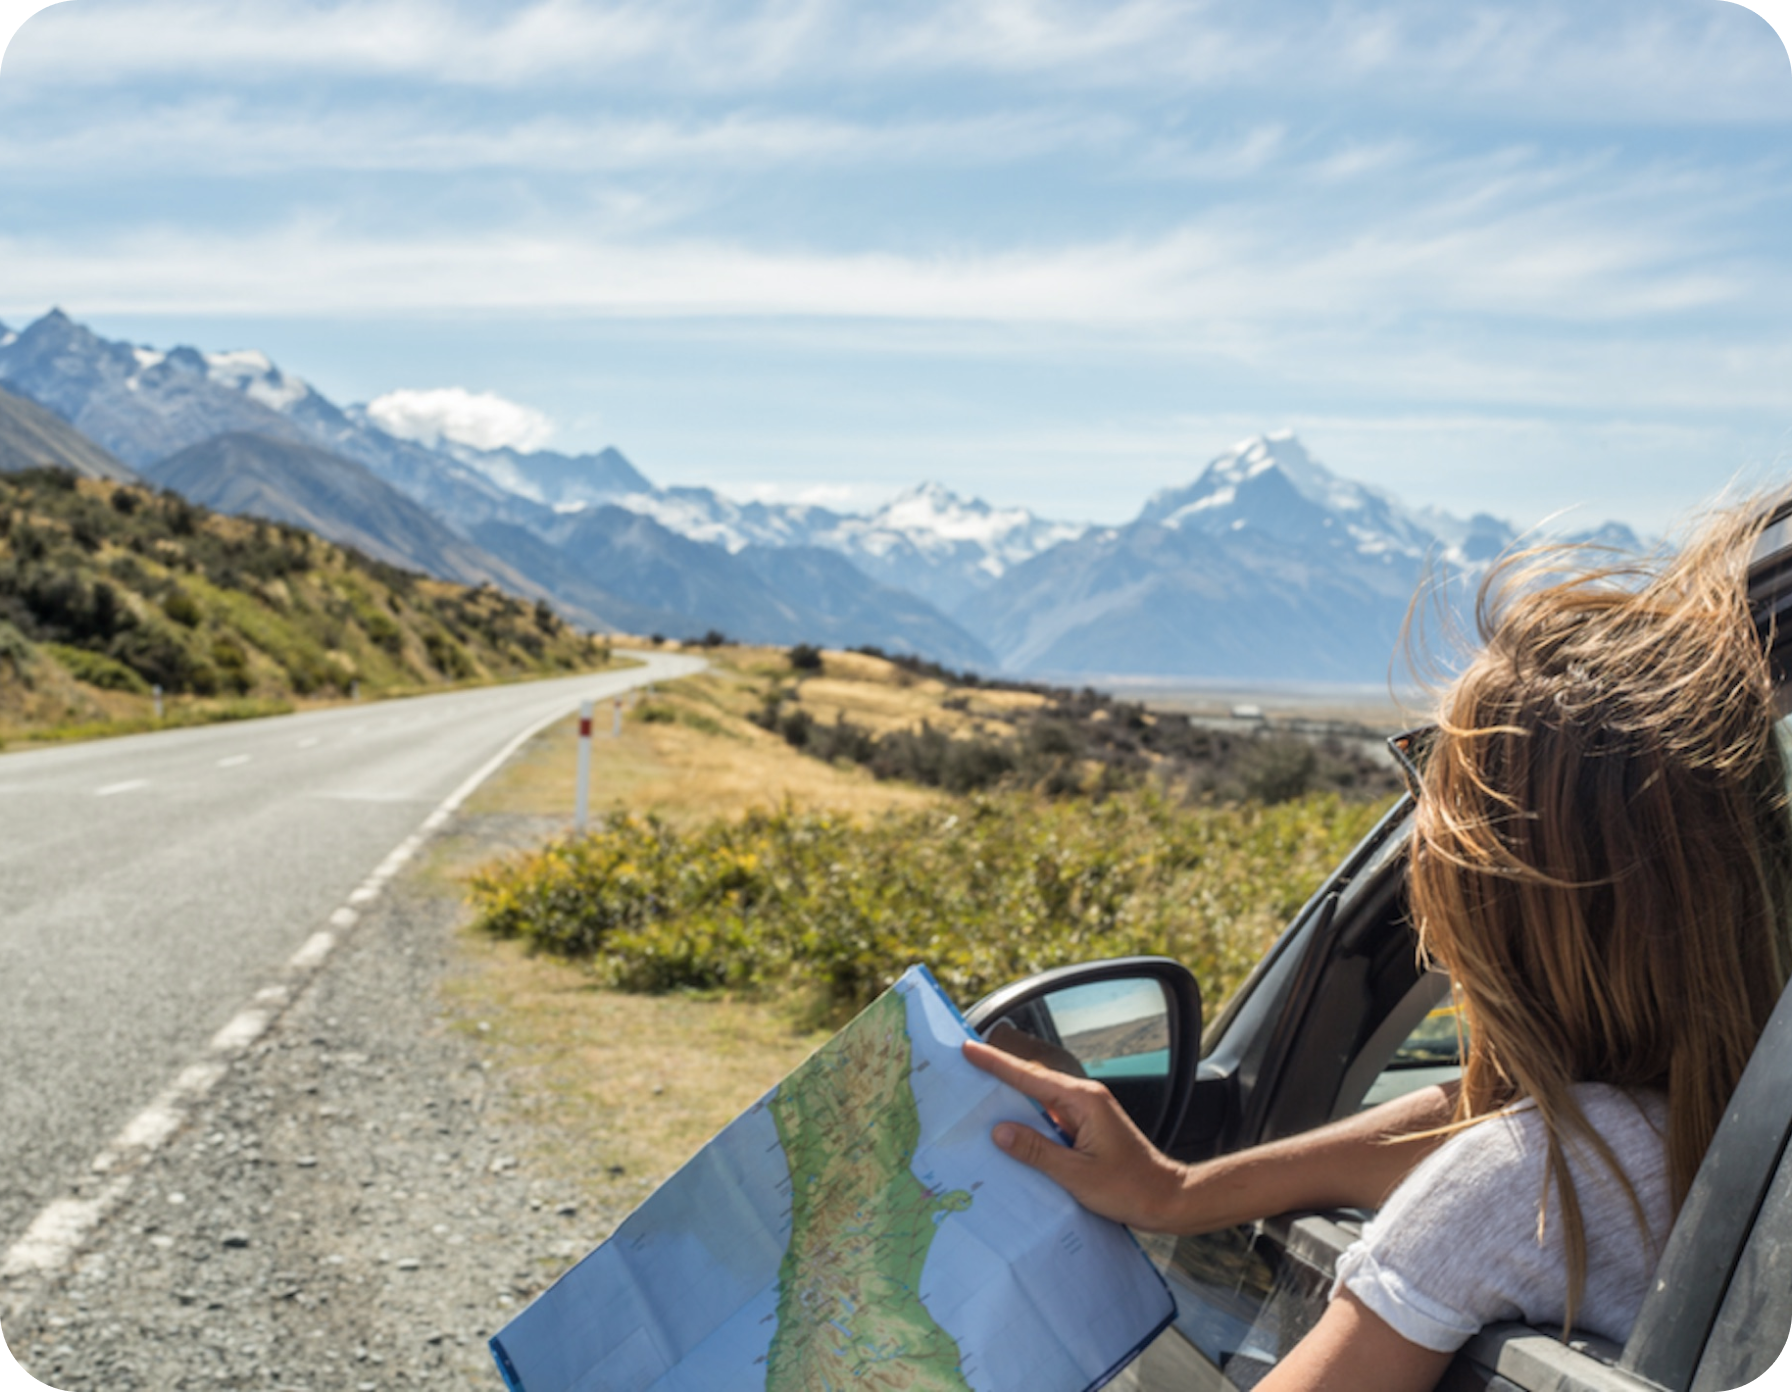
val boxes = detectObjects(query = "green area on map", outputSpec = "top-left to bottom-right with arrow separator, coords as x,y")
766,987 -> 975,1390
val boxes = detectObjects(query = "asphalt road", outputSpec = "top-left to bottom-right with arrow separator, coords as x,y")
0,653 -> 702,1258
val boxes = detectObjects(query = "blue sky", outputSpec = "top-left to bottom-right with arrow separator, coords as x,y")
1,0 -> 1789,533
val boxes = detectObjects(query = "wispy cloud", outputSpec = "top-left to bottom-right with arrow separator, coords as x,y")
9,0 -> 1787,120
0,99 -> 1126,176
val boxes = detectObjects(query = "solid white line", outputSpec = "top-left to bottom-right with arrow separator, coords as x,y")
94,779 -> 148,797
217,754 -> 251,768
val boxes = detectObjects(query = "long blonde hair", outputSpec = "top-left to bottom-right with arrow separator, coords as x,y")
1409,503 -> 1792,1327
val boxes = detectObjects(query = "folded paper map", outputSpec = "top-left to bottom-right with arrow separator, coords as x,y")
489,965 -> 1176,1392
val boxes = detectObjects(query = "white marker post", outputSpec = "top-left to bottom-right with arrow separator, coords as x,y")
152,684 -> 164,720
574,700 -> 594,832
613,697 -> 623,737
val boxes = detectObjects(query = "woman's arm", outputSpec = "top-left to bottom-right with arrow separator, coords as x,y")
1254,1292 -> 1454,1392
962,1039 -> 1458,1234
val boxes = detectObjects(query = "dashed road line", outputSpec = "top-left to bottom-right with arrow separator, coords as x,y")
296,737 -> 321,748
216,754 -> 251,768
1,676 -> 654,1298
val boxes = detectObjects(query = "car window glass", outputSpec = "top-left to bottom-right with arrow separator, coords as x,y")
1360,995 -> 1463,1109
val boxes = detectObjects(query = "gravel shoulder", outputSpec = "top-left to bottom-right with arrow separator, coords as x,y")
3,810 -> 630,1392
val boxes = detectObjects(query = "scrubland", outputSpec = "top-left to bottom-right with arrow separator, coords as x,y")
451,644 -> 1397,1187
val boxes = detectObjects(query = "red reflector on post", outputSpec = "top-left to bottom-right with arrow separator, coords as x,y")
578,718 -> 592,737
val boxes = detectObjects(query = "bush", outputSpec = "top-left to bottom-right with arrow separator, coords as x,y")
162,586 -> 203,627
468,790 -> 1387,1021
43,643 -> 152,694
0,619 -> 35,679
788,643 -> 823,672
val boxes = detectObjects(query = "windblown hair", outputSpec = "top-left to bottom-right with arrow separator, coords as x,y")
1408,502 -> 1792,1329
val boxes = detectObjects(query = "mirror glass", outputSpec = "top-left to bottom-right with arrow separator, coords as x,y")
1047,977 -> 1173,1081
982,976 -> 1176,1136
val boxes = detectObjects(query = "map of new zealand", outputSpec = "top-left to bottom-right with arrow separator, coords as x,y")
489,966 -> 1175,1392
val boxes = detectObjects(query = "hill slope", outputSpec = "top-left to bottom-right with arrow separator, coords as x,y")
145,431 -> 554,600
0,469 -> 608,741
0,383 -> 138,482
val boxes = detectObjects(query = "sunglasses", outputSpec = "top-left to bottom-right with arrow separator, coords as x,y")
1387,724 -> 1438,801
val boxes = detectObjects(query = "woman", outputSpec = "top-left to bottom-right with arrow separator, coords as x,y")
967,503 -> 1792,1391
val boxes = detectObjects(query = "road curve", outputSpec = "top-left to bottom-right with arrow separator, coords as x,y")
0,651 -> 703,1256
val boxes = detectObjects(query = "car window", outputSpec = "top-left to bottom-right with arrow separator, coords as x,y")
1360,994 -> 1462,1109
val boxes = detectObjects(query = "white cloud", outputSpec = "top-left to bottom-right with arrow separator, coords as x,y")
0,100 -> 1120,177
365,386 -> 556,451
4,0 -> 1785,121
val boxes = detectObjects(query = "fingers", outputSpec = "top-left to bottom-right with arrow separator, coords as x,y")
963,1038 -> 1077,1107
992,1119 -> 1077,1184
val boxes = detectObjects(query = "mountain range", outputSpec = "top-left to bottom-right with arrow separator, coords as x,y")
0,309 -> 1635,682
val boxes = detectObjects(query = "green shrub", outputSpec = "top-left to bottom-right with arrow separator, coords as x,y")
162,586 -> 203,627
468,790 -> 1388,1021
43,643 -> 152,694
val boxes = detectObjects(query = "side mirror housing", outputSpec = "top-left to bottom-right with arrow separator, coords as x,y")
963,956 -> 1203,1151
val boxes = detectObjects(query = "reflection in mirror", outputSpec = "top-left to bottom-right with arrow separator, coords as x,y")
1048,978 -> 1173,1082
989,977 -> 1176,1138
964,955 -> 1201,1148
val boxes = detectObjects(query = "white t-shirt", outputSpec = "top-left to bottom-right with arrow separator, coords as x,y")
1331,1084 -> 1673,1352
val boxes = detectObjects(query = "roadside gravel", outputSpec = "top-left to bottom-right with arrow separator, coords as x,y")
5,811 -> 625,1392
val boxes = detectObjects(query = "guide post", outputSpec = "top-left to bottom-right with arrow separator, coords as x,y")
574,700 -> 594,832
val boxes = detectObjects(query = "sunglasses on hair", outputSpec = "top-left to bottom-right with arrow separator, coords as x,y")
1387,724 -> 1438,801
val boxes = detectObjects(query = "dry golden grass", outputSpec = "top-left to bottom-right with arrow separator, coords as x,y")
441,643 -> 962,1227
462,648 -> 943,830
442,932 -> 829,1219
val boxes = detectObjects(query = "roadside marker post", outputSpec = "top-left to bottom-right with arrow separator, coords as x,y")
152,684 -> 163,720
574,700 -> 594,832
613,697 -> 623,737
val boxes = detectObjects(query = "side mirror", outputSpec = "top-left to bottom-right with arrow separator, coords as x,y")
963,956 -> 1202,1150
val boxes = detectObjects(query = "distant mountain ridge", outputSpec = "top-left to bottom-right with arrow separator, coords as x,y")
0,310 -> 1000,664
0,381 -> 138,482
0,310 -> 1639,681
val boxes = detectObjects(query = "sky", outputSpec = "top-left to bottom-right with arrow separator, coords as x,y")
0,0 -> 1789,534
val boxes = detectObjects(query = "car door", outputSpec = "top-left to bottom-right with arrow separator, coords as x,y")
1101,799 -> 1792,1392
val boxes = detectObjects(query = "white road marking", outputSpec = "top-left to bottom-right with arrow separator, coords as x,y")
0,1181 -> 131,1278
217,755 -> 251,768
2,667 -> 682,1290
208,1007 -> 274,1053
297,737 -> 321,748
287,932 -> 336,971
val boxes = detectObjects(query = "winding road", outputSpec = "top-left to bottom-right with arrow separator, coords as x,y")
0,652 -> 702,1261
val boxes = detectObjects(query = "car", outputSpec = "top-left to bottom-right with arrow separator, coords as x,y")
961,510 -> 1792,1392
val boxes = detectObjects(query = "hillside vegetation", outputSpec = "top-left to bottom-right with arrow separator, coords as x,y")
468,644 -> 1396,1021
0,468 -> 610,746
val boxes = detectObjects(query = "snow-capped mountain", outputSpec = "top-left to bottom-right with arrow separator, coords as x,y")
0,309 -> 1643,680
1139,431 -> 1502,566
960,432 -> 1635,681
813,484 -> 1088,616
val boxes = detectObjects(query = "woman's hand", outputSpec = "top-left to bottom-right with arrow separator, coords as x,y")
962,1038 -> 1189,1231
968,1040 -> 1463,1237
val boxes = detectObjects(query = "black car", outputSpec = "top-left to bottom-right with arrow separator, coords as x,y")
963,513 -> 1792,1392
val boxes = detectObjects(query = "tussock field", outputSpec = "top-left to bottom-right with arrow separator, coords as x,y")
448,643 -> 1396,1198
